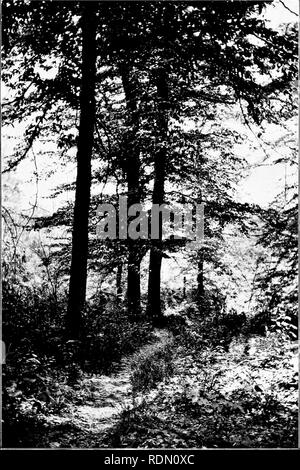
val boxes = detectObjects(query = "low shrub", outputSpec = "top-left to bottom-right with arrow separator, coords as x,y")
80,300 -> 154,372
130,341 -> 175,394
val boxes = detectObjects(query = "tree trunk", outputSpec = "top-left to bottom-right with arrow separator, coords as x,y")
66,3 -> 97,339
116,262 -> 122,296
147,68 -> 169,322
120,63 -> 141,317
183,276 -> 187,300
197,248 -> 204,309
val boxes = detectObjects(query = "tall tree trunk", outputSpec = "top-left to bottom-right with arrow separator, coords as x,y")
66,3 -> 97,339
197,248 -> 204,309
116,262 -> 122,296
183,276 -> 187,300
120,63 -> 141,317
147,68 -> 169,322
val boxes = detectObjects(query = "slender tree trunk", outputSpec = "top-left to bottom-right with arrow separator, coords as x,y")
120,63 -> 141,317
66,3 -> 97,339
183,276 -> 187,300
147,68 -> 168,322
197,248 -> 204,309
116,262 -> 122,296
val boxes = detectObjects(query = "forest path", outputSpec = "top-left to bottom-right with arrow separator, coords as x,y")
40,328 -> 297,448
46,328 -> 172,447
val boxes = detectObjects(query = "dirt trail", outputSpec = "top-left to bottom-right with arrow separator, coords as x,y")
46,328 -> 172,446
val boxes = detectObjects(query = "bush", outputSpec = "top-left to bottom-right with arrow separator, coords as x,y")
80,300 -> 154,372
3,280 -> 66,363
130,340 -> 175,394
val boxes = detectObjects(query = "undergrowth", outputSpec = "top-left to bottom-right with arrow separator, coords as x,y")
104,301 -> 298,449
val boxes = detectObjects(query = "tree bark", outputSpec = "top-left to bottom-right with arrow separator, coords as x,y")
116,262 -> 122,296
120,63 -> 141,317
197,248 -> 204,309
183,276 -> 187,300
147,68 -> 169,322
66,2 -> 97,339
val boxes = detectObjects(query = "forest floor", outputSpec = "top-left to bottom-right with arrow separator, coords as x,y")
10,328 -> 173,448
102,329 -> 298,448
5,319 -> 298,448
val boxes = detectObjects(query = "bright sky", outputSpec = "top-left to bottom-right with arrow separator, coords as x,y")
264,0 -> 298,26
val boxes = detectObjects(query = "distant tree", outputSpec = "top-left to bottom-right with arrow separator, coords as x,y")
147,67 -> 169,321
119,63 -> 142,316
254,140 -> 297,337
